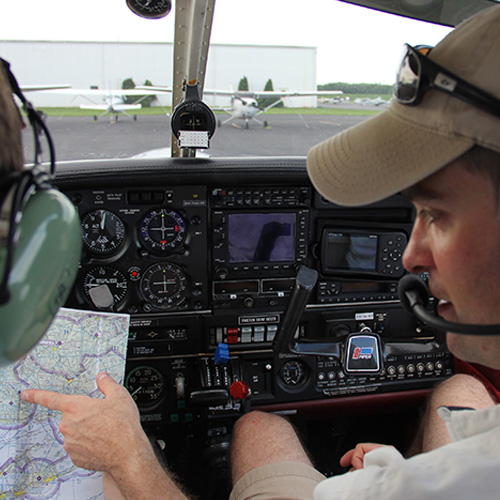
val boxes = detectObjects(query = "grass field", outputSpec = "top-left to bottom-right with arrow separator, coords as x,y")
38,103 -> 386,118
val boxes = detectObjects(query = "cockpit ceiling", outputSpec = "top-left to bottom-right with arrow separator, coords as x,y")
340,0 -> 498,26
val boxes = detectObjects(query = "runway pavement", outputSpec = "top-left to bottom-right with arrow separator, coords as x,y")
22,113 -> 376,163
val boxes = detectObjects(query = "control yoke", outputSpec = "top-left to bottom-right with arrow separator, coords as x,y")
272,265 -> 341,358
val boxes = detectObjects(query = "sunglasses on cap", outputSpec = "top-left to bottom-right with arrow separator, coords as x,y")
394,43 -> 500,119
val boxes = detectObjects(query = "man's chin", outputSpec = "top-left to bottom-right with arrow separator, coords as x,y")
445,332 -> 471,361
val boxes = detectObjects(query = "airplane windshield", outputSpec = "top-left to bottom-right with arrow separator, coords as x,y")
1,0 -> 453,163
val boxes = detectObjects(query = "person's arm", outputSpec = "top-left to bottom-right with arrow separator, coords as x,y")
21,372 -> 191,500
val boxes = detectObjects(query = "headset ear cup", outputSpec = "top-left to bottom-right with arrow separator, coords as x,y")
0,187 -> 81,366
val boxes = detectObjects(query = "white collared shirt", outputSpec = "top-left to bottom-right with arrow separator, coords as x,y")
314,404 -> 500,499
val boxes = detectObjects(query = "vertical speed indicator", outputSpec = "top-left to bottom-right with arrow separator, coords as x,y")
139,209 -> 187,255
83,266 -> 128,310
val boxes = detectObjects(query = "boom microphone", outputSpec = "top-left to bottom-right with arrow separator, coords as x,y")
398,274 -> 500,335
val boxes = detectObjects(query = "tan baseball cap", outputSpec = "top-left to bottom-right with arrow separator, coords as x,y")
307,4 -> 500,207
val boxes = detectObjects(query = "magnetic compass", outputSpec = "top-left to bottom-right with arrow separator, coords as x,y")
126,0 -> 171,19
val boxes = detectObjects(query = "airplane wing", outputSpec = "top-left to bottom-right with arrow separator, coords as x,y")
80,104 -> 143,111
136,85 -> 172,93
137,87 -> 342,98
21,84 -> 71,91
41,88 -> 159,107
250,90 -> 343,97
42,88 -> 159,97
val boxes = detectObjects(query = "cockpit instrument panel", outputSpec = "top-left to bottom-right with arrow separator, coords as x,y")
57,157 -> 453,431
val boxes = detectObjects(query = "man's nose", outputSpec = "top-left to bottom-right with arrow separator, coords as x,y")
402,221 -> 433,274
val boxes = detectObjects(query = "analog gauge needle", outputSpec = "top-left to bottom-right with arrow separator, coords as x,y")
130,386 -> 143,398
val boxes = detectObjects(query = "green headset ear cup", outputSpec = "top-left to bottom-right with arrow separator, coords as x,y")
0,187 -> 81,366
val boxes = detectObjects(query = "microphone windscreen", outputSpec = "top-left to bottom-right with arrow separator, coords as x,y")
398,274 -> 430,311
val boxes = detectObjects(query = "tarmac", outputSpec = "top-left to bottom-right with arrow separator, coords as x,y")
22,112 -> 377,163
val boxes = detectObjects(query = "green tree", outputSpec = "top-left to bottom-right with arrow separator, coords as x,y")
258,78 -> 283,108
122,78 -> 136,105
121,77 -> 156,107
238,76 -> 249,91
122,77 -> 135,89
318,82 -> 393,95
139,79 -> 156,108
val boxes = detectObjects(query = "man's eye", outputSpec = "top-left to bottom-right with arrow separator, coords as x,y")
418,209 -> 438,224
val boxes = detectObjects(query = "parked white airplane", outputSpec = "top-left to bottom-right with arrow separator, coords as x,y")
354,96 -> 390,106
138,85 -> 343,129
45,88 -> 159,122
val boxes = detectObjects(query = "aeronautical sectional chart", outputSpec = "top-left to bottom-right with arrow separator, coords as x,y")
0,309 -> 129,499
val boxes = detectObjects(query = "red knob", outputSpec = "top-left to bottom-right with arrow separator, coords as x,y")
230,380 -> 250,400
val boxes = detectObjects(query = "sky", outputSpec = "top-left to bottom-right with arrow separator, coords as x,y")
0,0 -> 453,84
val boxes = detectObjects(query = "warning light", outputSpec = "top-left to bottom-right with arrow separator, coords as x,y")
128,267 -> 141,281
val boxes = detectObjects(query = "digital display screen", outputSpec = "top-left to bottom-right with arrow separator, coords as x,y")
326,232 -> 377,271
341,282 -> 382,293
214,281 -> 259,294
227,213 -> 296,263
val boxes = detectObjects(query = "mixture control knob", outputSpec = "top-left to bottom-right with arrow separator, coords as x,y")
230,380 -> 250,400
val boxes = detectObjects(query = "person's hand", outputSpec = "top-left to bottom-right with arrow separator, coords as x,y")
339,442 -> 388,471
21,372 -> 149,473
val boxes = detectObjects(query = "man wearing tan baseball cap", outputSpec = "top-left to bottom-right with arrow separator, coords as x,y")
230,4 -> 500,500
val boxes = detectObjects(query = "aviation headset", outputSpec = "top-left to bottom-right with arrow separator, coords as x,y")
0,58 -> 81,367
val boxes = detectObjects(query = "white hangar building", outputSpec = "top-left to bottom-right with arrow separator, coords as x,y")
0,40 -> 319,108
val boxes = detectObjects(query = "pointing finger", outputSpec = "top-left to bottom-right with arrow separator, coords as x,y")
96,372 -> 122,398
21,388 -> 69,412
